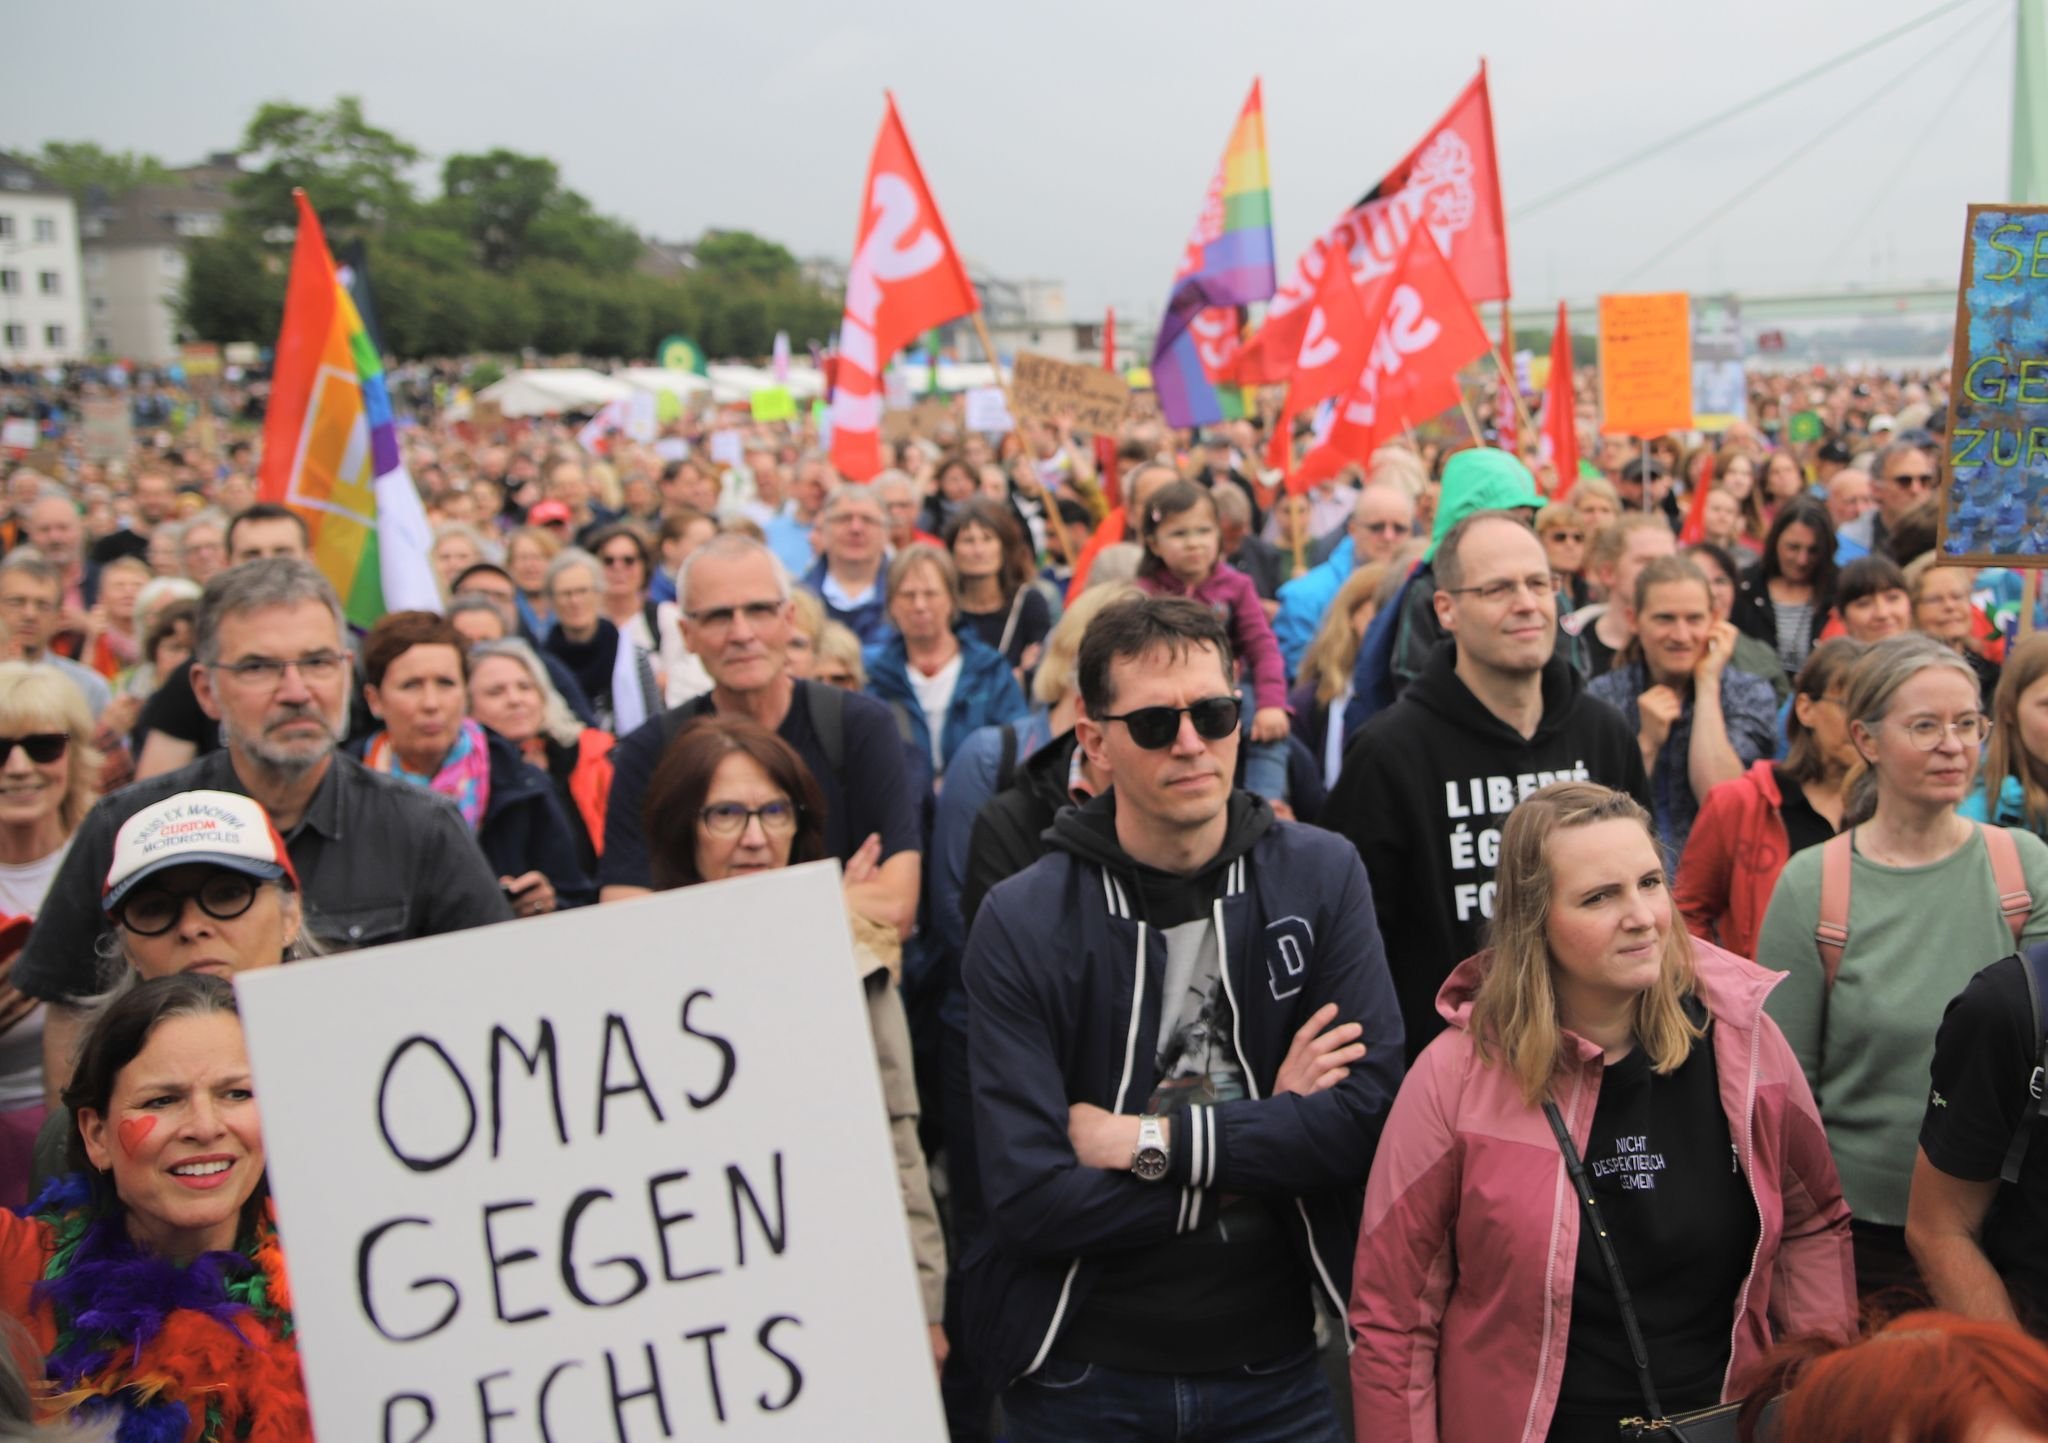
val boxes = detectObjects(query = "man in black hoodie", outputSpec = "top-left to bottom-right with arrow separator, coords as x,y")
964,596 -> 1402,1436
1329,511 -> 1650,1063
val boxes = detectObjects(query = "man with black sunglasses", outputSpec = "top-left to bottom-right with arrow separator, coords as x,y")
1837,436 -> 1940,563
964,596 -> 1403,1439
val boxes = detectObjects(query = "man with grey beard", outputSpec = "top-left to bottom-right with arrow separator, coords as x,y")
16,558 -> 510,1099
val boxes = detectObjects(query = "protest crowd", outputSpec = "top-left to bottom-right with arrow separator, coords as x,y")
1,61 -> 2047,1443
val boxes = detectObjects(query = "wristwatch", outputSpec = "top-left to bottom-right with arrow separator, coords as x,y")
1131,1115 -> 1169,1182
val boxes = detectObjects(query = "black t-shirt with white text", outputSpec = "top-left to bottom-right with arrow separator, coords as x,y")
1549,1020 -> 1758,1441
1921,952 -> 2048,1328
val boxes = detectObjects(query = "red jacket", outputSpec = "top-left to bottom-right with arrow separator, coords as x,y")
1349,939 -> 1856,1443
1675,759 -> 1795,961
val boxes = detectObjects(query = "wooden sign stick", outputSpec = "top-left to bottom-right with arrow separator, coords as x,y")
970,309 -> 1076,566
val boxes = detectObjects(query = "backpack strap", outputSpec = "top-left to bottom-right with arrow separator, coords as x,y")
803,680 -> 847,779
1978,822 -> 2033,945
1999,943 -> 2048,1185
995,720 -> 1020,795
1815,830 -> 1855,987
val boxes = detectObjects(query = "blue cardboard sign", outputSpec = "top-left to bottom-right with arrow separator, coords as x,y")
1941,204 -> 2048,563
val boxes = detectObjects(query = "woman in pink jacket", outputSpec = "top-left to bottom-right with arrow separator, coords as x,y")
1349,781 -> 1855,1443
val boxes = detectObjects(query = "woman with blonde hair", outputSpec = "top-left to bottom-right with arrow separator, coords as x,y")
1961,629 -> 2048,837
1569,476 -> 1623,536
1352,780 -> 1855,1443
810,620 -> 866,691
1290,562 -> 1397,789
1759,633 -> 2048,1299
0,663 -> 103,1201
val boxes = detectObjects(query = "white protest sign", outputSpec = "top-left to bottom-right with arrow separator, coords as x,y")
707,430 -> 745,468
236,863 -> 945,1443
0,419 -> 35,452
963,386 -> 1013,433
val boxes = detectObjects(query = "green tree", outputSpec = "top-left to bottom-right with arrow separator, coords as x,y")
178,230 -> 284,343
232,96 -> 420,240
441,149 -> 561,272
33,141 -> 174,197
692,230 -> 798,285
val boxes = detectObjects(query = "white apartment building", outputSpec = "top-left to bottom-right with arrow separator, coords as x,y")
0,152 -> 86,366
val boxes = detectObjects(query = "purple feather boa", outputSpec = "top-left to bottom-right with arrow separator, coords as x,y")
26,1172 -> 255,1389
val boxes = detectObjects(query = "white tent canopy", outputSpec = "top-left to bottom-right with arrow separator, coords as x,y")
615,367 -> 714,402
474,368 -> 634,417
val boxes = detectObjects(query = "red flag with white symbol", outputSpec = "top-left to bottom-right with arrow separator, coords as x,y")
1265,239 -> 1374,479
1236,64 -> 1509,388
827,93 -> 979,482
1291,225 -> 1491,489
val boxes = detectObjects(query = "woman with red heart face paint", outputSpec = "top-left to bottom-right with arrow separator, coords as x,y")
0,973 -> 309,1439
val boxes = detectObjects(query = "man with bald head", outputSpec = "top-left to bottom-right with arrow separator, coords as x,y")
1272,483 -> 1417,674
1825,467 -> 1876,531
26,491 -> 96,651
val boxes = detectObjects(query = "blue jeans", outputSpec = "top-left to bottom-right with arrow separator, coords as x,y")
1002,1344 -> 1344,1443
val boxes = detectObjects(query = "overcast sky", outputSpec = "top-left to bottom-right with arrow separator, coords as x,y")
12,0 -> 2021,323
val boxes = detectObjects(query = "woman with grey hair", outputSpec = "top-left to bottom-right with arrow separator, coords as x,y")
1758,632 -> 2048,1300
468,637 -> 616,879
539,548 -> 658,735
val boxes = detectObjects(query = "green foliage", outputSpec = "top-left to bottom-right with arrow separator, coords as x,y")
170,97 -> 839,360
232,95 -> 421,240
33,142 -> 175,197
179,230 -> 285,344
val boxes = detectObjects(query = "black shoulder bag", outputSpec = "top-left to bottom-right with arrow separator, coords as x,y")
1541,1100 -> 1778,1443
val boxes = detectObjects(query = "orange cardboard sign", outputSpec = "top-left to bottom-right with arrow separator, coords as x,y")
1598,292 -> 1693,437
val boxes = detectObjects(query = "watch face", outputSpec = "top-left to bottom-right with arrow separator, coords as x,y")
1133,1147 -> 1169,1182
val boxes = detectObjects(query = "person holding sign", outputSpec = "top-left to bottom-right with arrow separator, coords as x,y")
0,973 -> 310,1439
639,715 -> 948,1370
963,596 -> 1403,1439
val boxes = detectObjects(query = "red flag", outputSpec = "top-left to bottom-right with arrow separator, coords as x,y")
1678,447 -> 1716,545
1545,302 -> 1581,498
827,93 -> 979,482
1235,64 -> 1510,388
1096,308 -> 1119,496
1291,226 -> 1491,490
1265,240 -> 1375,478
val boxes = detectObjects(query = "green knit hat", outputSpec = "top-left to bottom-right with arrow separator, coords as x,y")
1422,449 -> 1544,561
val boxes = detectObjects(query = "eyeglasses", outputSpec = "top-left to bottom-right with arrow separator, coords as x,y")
1097,696 -> 1241,750
113,871 -> 261,936
1444,575 -> 1556,606
1542,531 -> 1586,544
0,596 -> 54,615
215,651 -> 349,689
0,733 -> 66,765
600,553 -> 643,570
687,600 -> 784,631
1883,714 -> 1991,750
1357,520 -> 1408,536
699,800 -> 801,836
1888,472 -> 1939,491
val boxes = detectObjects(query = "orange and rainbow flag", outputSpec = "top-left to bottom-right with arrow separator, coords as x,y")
258,190 -> 437,627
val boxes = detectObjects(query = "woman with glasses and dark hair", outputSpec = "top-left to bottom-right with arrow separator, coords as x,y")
1732,497 -> 1837,675
0,972 -> 309,1439
640,715 -> 948,1372
1759,634 -> 2048,1300
0,663 -> 101,1203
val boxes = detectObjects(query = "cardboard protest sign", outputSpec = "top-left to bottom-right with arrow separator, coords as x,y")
236,864 -> 945,1443
80,398 -> 133,463
0,419 -> 36,453
179,342 -> 223,397
963,386 -> 1013,433
1011,351 -> 1131,433
1940,204 -> 2048,564
1598,292 -> 1693,437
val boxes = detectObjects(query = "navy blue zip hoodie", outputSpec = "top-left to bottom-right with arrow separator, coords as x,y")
961,790 -> 1405,1386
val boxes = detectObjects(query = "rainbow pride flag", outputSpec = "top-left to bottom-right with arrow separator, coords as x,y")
1150,80 -> 1276,428
258,190 -> 437,627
